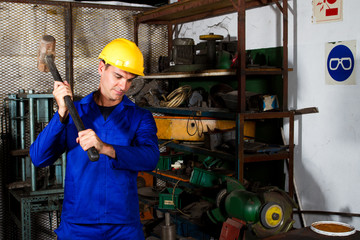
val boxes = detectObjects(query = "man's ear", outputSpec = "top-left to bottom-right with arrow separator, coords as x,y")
98,60 -> 105,75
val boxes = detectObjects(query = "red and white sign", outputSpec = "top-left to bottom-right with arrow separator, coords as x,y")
313,0 -> 342,23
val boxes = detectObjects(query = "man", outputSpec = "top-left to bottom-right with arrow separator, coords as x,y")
30,38 -> 159,239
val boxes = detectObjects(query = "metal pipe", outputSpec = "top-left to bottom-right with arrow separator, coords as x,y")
8,94 -> 19,182
19,89 -> 26,181
62,153 -> 66,188
161,212 -> 176,240
294,210 -> 360,218
29,90 -> 36,191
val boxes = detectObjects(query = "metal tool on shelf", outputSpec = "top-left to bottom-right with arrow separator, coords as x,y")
199,33 -> 224,68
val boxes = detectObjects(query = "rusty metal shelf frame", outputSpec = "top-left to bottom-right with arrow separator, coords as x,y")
135,0 -> 282,25
140,68 -> 293,79
159,139 -> 291,163
238,109 -> 294,195
8,189 -> 64,240
134,0 -> 293,196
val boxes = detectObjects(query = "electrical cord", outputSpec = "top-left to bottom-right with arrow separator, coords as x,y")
160,85 -> 192,108
186,113 -> 204,137
172,180 -> 191,217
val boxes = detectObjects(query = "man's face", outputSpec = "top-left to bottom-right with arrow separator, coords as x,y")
98,61 -> 136,104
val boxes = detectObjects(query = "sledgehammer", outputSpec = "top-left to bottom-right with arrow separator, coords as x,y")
37,35 -> 99,162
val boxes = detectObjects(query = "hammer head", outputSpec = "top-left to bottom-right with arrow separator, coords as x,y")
37,35 -> 56,72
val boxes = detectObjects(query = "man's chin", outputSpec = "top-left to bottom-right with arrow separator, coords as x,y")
110,95 -> 124,102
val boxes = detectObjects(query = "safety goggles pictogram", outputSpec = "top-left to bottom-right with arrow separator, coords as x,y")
329,57 -> 352,71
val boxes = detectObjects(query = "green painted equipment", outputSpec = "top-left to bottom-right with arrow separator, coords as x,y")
189,167 -> 225,187
158,187 -> 183,210
225,190 -> 262,223
207,177 -> 296,238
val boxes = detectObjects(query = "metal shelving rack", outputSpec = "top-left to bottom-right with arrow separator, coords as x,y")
134,0 -> 299,197
4,91 -> 65,240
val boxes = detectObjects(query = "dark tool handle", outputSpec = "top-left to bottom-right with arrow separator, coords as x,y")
45,55 -> 100,162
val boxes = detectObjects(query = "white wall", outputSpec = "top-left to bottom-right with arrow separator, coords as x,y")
290,0 -> 360,229
178,0 -> 360,229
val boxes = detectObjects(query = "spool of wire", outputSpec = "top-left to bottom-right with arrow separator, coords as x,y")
160,85 -> 192,108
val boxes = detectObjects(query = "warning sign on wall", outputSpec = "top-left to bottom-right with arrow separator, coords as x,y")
325,40 -> 356,85
313,0 -> 343,23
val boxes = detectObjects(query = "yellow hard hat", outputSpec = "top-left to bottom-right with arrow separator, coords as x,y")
98,38 -> 144,76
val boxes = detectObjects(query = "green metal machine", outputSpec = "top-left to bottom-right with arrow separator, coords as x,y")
206,177 -> 296,238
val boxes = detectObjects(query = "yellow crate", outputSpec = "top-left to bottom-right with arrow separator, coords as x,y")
154,116 -> 255,141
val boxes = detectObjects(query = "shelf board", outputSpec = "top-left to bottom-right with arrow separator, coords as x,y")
135,0 -> 282,25
148,171 -> 195,188
151,170 -> 190,182
10,148 -> 29,157
147,106 -> 301,120
243,111 -> 295,119
148,106 -> 236,119
246,67 -> 293,75
142,68 -> 292,79
244,151 -> 290,163
160,140 -> 290,163
142,69 -> 236,79
160,140 -> 236,161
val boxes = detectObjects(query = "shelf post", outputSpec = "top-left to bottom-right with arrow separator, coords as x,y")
236,0 -> 246,183
168,23 -> 173,57
237,113 -> 245,183
288,111 -> 294,198
282,0 -> 288,111
134,19 -> 139,45
237,0 -> 246,113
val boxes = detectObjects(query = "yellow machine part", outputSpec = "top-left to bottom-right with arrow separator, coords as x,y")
199,34 -> 224,40
264,204 -> 283,228
154,116 -> 255,141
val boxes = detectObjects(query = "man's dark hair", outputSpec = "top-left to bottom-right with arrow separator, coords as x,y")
101,59 -> 111,69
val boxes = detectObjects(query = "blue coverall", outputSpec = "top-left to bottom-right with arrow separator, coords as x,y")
30,92 -> 159,239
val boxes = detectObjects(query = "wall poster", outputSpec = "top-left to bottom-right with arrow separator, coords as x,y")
313,0 -> 343,23
325,40 -> 356,85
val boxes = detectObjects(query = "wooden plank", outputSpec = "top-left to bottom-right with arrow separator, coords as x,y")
244,151 -> 290,163
10,149 -> 29,157
141,68 -> 293,79
135,0 -> 282,24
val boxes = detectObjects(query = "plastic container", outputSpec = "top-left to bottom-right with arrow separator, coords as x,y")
189,167 -> 222,187
158,188 -> 182,210
156,154 -> 183,170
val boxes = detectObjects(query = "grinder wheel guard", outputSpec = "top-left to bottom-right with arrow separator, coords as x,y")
252,188 -> 297,238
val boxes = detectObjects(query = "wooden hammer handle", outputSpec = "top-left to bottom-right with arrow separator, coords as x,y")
45,55 -> 100,162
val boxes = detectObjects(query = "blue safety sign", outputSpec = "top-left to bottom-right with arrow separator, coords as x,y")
327,44 -> 354,82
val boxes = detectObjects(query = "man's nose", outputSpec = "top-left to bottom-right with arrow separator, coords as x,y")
117,78 -> 127,89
